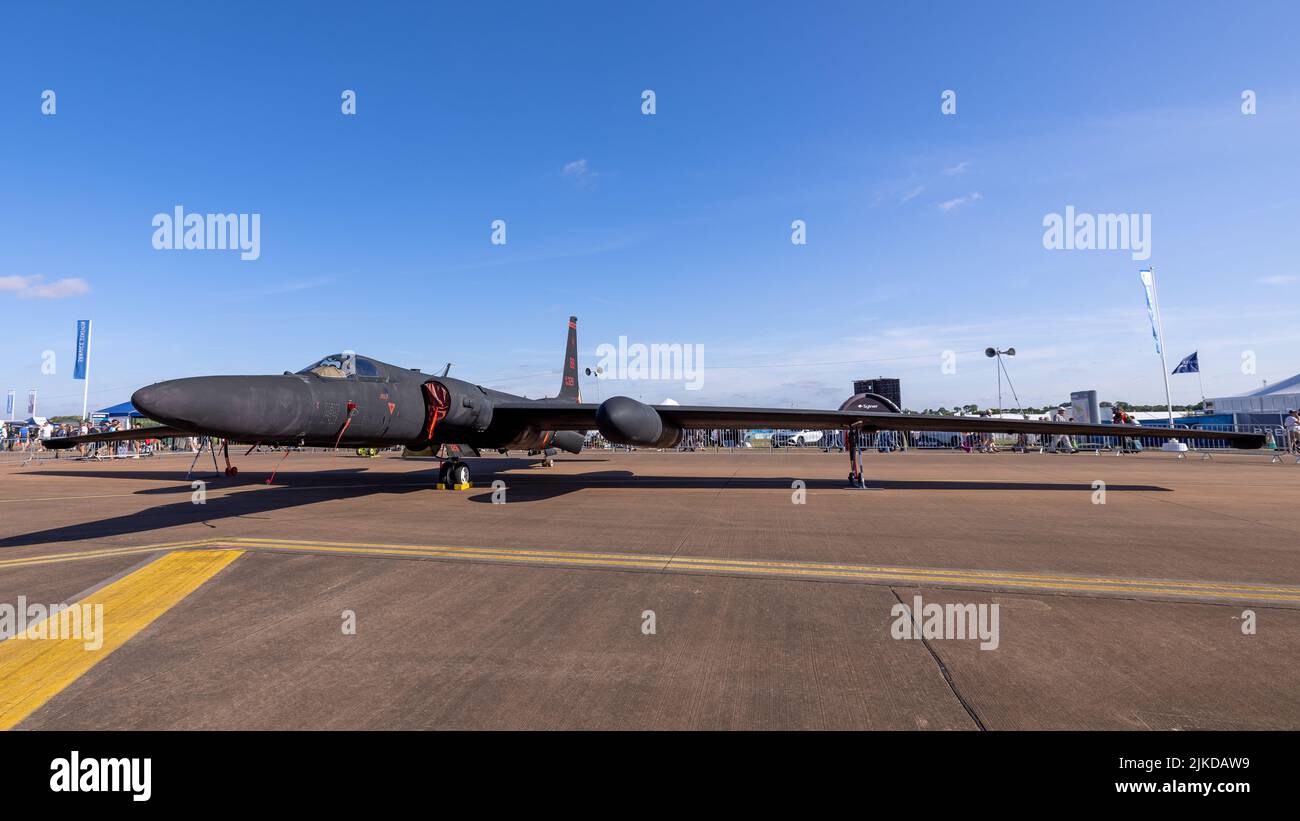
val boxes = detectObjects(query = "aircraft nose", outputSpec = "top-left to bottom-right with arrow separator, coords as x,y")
132,375 -> 314,440
132,379 -> 206,429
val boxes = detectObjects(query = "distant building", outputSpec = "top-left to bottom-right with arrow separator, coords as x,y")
853,377 -> 901,409
1206,374 -> 1300,429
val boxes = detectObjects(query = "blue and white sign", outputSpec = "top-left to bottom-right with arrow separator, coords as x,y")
74,320 -> 92,380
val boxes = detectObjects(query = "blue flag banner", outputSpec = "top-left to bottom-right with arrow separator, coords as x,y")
73,320 -> 91,380
4,391 -> 12,417
1138,269 -> 1161,354
1172,351 -> 1199,375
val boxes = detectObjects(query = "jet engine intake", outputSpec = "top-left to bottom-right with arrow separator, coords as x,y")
427,378 -> 494,433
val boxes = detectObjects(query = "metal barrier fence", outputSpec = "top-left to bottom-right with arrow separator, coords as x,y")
657,424 -> 1296,453
0,436 -> 368,461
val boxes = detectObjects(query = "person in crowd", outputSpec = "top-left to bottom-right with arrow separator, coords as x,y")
1112,405 -> 1135,453
983,412 -> 1000,452
1051,407 -> 1077,453
1014,414 -> 1031,453
1286,410 -> 1300,454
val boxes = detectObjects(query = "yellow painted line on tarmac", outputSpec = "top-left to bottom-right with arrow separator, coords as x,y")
221,536 -> 1300,596
2,535 -> 1297,605
0,493 -> 156,504
219,537 -> 1300,604
0,539 -> 223,571
0,549 -> 242,730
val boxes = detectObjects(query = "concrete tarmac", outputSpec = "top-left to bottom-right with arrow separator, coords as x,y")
0,447 -> 1296,729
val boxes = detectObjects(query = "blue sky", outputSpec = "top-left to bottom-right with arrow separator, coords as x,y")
3,1 -> 1299,416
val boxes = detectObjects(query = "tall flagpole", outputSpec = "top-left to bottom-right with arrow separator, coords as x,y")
1144,267 -> 1185,428
81,320 -> 92,422
1147,268 -> 1176,429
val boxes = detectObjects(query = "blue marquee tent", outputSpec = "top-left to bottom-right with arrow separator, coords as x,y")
92,401 -> 144,419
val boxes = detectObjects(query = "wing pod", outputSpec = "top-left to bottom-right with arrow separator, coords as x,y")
596,396 -> 682,448
550,430 -> 585,454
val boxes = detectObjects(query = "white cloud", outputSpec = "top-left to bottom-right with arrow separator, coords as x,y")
901,185 -> 925,203
1259,274 -> 1299,285
937,191 -> 983,212
0,275 -> 90,299
563,158 -> 593,177
943,161 -> 971,175
562,158 -> 599,189
0,275 -> 35,291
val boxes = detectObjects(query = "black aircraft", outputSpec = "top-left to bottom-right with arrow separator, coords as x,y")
46,317 -> 1265,487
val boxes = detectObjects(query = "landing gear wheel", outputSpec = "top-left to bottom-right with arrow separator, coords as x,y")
438,461 -> 452,485
225,466 -> 238,477
449,462 -> 471,488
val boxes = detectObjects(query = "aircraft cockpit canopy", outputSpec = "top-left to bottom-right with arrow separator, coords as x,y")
297,354 -> 384,379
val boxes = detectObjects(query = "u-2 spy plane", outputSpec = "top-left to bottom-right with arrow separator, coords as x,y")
47,317 -> 1265,487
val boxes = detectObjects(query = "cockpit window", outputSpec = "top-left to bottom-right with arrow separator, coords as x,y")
355,359 -> 381,377
297,354 -> 383,379
299,354 -> 351,378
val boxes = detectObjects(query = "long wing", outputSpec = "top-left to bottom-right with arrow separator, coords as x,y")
491,402 -> 1267,448
42,426 -> 196,450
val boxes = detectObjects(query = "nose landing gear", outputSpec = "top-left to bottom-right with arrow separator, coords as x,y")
221,439 -> 238,477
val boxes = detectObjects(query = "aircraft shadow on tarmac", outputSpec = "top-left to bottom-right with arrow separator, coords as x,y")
3,461 -> 1172,547
465,471 -> 1173,503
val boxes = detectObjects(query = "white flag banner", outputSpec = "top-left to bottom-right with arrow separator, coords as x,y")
1139,268 -> 1161,354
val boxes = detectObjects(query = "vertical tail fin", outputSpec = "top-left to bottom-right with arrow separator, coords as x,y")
558,315 -> 580,402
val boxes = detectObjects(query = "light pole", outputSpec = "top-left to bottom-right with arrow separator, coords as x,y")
584,366 -> 603,403
985,347 -> 1016,414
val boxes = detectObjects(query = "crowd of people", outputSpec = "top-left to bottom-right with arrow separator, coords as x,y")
0,419 -> 75,453
957,407 -> 1088,454
0,418 -> 201,457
